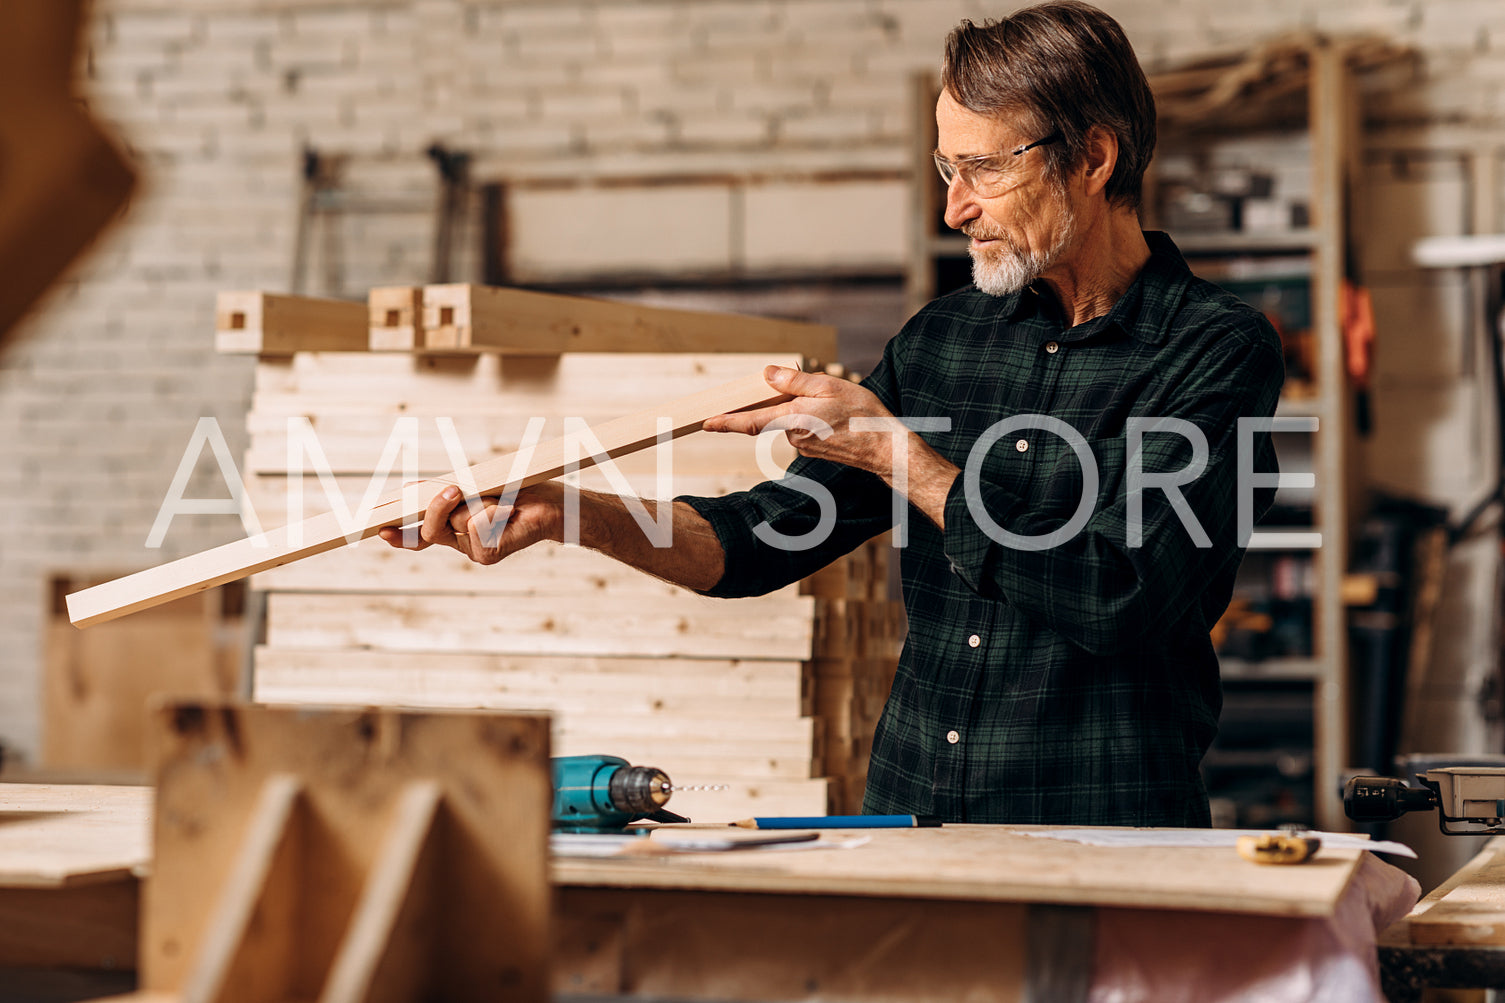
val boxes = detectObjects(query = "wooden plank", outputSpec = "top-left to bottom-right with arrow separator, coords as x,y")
1406,840 -> 1505,946
0,784 -> 151,888
250,647 -> 809,717
319,781 -> 442,1003
215,292 -> 370,355
244,470 -> 775,533
0,879 -> 139,970
261,593 -> 816,661
250,351 -> 805,409
245,535 -> 800,599
1381,835 -> 1505,949
658,778 -> 832,823
545,744 -> 816,780
367,286 -> 424,351
422,283 -> 838,363
243,420 -> 793,478
552,824 -> 1366,919
66,367 -> 791,627
554,888 -> 1027,1002
178,774 -> 304,1003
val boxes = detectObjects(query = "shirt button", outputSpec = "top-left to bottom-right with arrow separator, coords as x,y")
1015,439 -> 1029,453
968,633 -> 981,648
1045,341 -> 1060,354
946,730 -> 961,744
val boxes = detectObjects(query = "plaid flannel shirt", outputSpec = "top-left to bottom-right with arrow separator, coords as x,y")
681,231 -> 1284,826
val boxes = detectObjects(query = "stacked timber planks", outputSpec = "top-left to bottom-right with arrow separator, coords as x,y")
228,286 -> 901,820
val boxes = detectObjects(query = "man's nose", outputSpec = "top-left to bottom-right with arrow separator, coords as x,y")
942,177 -> 981,231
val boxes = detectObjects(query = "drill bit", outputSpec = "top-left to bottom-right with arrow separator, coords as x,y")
668,783 -> 729,793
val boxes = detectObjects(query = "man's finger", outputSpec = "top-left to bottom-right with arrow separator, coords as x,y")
764,365 -> 836,399
422,484 -> 463,544
378,525 -> 431,551
704,401 -> 795,436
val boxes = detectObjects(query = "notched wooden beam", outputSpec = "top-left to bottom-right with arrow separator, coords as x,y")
215,292 -> 370,355
420,283 -> 838,364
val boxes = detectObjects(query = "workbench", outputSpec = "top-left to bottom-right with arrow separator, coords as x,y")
1380,834 -> 1505,1000
2,783 -> 1418,1002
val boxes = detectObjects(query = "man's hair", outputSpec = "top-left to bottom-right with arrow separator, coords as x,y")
942,1 -> 1156,212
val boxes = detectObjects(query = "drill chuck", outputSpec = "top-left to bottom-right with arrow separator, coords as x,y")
608,765 -> 673,815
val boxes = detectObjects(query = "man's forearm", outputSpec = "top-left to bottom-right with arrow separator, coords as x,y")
570,488 -> 727,593
884,431 -> 959,531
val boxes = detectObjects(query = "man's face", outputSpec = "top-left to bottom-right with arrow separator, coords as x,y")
935,90 -> 1076,298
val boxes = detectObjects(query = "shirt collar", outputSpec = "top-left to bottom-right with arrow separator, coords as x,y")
997,230 -> 1191,346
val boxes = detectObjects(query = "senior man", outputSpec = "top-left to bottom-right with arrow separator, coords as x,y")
383,0 -> 1283,827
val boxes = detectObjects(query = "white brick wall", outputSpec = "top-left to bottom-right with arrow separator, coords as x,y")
4,0 -> 1505,764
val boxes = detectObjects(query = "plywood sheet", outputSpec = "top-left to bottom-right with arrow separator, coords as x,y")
554,824 -> 1366,919
0,784 -> 151,888
1404,837 -> 1505,946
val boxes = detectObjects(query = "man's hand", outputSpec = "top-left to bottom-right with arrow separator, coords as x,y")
703,366 -> 907,476
703,365 -> 960,530
378,481 -> 563,565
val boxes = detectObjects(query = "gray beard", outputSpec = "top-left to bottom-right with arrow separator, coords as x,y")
968,201 -> 1076,298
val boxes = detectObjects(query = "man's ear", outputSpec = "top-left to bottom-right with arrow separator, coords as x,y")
1078,125 -> 1119,199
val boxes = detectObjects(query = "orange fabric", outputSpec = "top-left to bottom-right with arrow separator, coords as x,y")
1341,279 -> 1376,389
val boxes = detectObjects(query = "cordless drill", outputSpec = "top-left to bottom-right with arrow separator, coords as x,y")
550,754 -> 690,832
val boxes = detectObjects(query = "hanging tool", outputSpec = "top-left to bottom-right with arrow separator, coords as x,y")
551,754 -> 724,832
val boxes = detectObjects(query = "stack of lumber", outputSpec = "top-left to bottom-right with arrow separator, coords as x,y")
222,286 -> 901,820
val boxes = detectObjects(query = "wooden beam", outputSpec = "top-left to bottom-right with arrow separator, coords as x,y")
178,774 -> 304,1003
0,0 -> 137,343
421,283 -> 838,363
319,781 -> 442,1003
215,292 -> 370,355
367,286 -> 425,351
66,368 -> 790,627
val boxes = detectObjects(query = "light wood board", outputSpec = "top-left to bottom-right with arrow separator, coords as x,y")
1400,835 -> 1505,946
0,784 -> 151,888
421,283 -> 837,362
554,824 -> 1368,919
67,367 -> 791,627
262,592 -> 817,661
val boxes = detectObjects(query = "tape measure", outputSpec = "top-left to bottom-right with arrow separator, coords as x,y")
1236,831 -> 1321,865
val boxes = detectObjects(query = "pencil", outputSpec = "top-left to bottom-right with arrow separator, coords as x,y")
729,814 -> 942,829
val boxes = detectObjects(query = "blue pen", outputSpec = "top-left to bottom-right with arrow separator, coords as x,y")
729,814 -> 942,829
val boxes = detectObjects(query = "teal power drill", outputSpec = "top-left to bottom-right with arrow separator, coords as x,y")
551,754 -> 691,832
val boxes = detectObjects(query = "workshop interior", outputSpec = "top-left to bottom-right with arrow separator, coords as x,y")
7,0 -> 1505,1000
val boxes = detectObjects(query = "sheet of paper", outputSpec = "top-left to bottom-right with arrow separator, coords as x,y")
1020,827 -> 1416,858
550,831 -> 871,858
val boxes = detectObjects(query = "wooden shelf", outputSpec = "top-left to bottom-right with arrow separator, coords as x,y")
1221,657 -> 1323,682
1171,229 -> 1319,255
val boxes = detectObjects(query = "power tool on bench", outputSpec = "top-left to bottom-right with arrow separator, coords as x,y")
1345,767 -> 1505,835
551,754 -> 713,832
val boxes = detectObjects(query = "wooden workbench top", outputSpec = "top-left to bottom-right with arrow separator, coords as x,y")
0,784 -> 1365,918
552,823 -> 1367,919
0,783 -> 150,888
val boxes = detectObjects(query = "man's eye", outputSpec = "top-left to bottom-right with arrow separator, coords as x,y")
971,162 -> 1007,181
